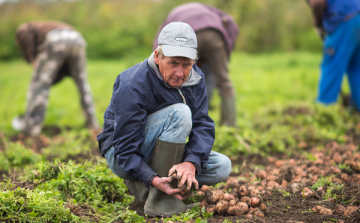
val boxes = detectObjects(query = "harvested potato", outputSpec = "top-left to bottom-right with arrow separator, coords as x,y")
311,205 -> 324,213
240,196 -> 251,206
207,189 -> 224,204
225,177 -> 239,190
206,204 -> 216,213
201,185 -> 210,193
250,196 -> 261,207
253,209 -> 265,218
344,206 -> 358,217
216,200 -> 229,215
222,193 -> 235,201
226,204 -> 247,216
229,199 -> 237,206
319,208 -> 333,215
236,202 -> 249,213
238,186 -> 249,196
255,170 -> 267,180
334,204 -> 345,215
259,203 -> 267,212
245,213 -> 253,219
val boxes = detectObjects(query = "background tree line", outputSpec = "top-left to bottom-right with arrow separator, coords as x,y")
0,0 -> 322,60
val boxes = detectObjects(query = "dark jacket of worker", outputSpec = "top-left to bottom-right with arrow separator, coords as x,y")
96,53 -> 215,188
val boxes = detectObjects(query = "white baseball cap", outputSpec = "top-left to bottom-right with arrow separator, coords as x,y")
158,22 -> 197,60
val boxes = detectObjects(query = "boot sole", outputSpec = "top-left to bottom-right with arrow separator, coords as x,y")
144,202 -> 200,218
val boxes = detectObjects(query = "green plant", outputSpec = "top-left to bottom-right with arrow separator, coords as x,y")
0,141 -> 42,172
0,187 -> 80,222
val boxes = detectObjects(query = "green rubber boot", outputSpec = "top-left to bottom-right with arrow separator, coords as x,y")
144,139 -> 198,217
220,96 -> 237,127
124,180 -> 149,202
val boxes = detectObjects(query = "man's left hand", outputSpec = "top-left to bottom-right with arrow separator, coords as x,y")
168,162 -> 199,192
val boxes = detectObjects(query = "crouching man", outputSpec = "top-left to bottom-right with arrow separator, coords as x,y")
97,22 -> 231,217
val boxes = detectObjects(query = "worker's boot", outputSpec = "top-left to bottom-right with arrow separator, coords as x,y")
124,180 -> 149,202
144,139 -> 198,217
220,96 -> 237,127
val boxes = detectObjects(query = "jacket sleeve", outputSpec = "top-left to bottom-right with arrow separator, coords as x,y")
183,67 -> 215,174
111,75 -> 158,189
307,0 -> 327,29
96,104 -> 115,157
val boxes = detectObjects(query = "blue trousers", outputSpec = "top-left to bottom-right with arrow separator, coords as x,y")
105,103 -> 232,186
318,14 -> 360,111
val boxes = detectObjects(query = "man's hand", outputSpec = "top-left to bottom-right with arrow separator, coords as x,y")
151,176 -> 189,200
169,162 -> 199,192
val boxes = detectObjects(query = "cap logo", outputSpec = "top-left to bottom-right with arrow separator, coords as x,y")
175,37 -> 188,42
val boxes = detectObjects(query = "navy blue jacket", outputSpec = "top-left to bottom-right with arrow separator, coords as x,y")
97,53 -> 215,188
324,0 -> 360,33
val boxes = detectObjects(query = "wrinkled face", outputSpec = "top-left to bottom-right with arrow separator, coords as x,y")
154,49 -> 194,88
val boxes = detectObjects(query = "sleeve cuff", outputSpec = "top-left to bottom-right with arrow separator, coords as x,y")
183,154 -> 202,174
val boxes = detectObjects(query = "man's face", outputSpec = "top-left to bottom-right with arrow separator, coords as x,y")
154,49 -> 194,88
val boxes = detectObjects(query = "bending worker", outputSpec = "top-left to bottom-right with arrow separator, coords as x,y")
13,21 -> 99,136
154,3 -> 239,127
307,0 -> 360,111
97,22 -> 231,217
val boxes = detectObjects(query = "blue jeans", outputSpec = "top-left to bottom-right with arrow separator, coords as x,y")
105,103 -> 231,186
318,14 -> 360,111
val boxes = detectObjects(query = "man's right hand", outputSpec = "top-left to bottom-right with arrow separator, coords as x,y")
151,176 -> 189,200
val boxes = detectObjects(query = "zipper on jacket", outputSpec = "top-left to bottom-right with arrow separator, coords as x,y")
178,88 -> 186,104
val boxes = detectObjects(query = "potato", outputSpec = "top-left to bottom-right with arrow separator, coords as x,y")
206,204 -> 216,213
225,177 -> 239,190
255,170 -> 267,180
236,202 -> 249,213
226,204 -> 246,216
222,193 -> 235,201
245,213 -> 253,219
259,203 -> 266,212
229,199 -> 237,206
250,189 -> 261,196
200,185 -> 210,193
253,209 -> 265,218
238,186 -> 249,196
334,204 -> 345,215
344,206 -> 358,217
195,190 -> 205,196
207,189 -> 224,204
250,196 -> 261,207
319,208 -> 333,215
216,200 -> 229,215
311,205 -> 324,213
240,196 -> 251,206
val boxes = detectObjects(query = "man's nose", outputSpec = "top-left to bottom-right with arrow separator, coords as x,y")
174,66 -> 184,77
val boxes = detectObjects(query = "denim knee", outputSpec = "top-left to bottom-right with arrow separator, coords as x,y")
171,103 -> 192,135
215,154 -> 232,182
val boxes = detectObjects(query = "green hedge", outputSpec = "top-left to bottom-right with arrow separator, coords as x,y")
0,0 -> 321,60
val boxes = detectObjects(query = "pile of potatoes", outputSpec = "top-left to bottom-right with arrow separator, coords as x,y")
198,185 -> 266,218
197,141 -> 360,218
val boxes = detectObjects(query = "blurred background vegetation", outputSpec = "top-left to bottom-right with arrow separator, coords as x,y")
0,0 -> 321,61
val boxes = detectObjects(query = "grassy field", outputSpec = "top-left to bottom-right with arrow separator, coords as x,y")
0,51 -> 354,152
0,51 -> 325,130
1,52 -> 360,222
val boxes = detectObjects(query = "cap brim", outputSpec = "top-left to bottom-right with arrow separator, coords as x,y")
162,45 -> 197,60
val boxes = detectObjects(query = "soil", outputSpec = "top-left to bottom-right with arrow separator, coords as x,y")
1,120 -> 360,223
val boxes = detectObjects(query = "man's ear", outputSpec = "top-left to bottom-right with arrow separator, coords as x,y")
154,49 -> 160,65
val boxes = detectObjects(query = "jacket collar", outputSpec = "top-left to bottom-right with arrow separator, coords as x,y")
147,52 -> 202,88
